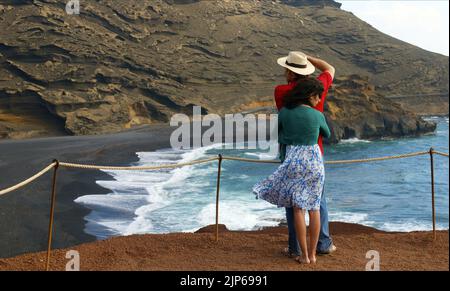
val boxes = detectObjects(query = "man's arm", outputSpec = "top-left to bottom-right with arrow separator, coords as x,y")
306,55 -> 335,80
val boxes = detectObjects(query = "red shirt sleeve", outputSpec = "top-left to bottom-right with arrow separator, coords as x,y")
314,71 -> 333,113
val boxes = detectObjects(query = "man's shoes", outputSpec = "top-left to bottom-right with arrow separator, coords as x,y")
317,244 -> 337,255
282,247 -> 301,258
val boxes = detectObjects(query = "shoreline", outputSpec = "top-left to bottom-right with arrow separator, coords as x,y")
0,222 -> 448,271
0,121 -> 268,257
0,124 -> 175,258
1,113 -> 448,143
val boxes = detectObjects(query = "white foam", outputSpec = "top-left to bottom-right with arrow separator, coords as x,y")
329,212 -> 375,226
175,142 -> 226,163
379,221 -> 448,232
423,116 -> 449,124
339,138 -> 371,144
423,116 -> 444,121
83,218 -> 132,239
245,152 -> 278,160
76,144 -> 228,238
328,211 -> 449,232
75,194 -> 150,238
196,200 -> 284,231
75,194 -> 148,213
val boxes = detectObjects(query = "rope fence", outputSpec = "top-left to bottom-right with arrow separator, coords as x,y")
222,150 -> 431,165
0,147 -> 448,271
434,150 -> 450,158
0,162 -> 57,196
59,156 -> 220,171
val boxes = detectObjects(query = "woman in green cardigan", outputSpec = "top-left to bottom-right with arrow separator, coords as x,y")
253,78 -> 331,264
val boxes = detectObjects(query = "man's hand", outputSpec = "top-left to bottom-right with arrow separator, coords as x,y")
306,55 -> 335,80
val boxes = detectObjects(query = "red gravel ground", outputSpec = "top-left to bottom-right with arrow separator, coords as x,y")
0,223 -> 448,271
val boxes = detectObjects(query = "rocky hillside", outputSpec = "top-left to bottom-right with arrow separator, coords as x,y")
325,75 -> 436,141
0,0 -> 447,140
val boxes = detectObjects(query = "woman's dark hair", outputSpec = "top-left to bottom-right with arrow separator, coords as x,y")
283,78 -> 324,109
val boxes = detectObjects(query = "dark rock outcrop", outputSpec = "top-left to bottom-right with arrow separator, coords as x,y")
164,0 -> 201,4
280,0 -> 342,9
325,75 -> 437,142
0,0 -> 446,140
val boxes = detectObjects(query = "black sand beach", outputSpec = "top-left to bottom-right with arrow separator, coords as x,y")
0,120 -> 264,258
0,124 -> 177,258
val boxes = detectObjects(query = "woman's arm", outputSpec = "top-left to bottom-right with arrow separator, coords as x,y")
277,110 -> 286,161
278,110 -> 283,135
319,113 -> 331,139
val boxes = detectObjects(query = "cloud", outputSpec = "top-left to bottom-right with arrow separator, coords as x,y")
339,1 -> 449,56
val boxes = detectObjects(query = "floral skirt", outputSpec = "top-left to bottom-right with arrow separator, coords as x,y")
252,144 -> 325,211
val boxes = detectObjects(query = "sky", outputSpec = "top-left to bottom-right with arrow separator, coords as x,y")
339,0 -> 449,56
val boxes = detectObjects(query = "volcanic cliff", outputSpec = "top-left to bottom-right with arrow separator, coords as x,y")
0,0 -> 447,140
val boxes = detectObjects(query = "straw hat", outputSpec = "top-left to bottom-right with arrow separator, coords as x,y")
277,51 -> 315,75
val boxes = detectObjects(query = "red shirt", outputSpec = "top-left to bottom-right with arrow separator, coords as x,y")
274,71 -> 333,154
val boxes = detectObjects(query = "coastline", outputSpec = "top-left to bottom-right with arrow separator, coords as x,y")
0,117 -> 448,259
0,124 -> 175,258
0,120 -> 266,257
0,222 -> 448,271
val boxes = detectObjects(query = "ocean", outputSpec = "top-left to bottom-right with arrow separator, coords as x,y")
75,116 -> 449,239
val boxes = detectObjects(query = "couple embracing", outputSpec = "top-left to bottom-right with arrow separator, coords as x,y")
253,51 -> 337,264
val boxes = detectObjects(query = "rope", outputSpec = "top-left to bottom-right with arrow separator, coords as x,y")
0,150 -> 448,197
222,151 -> 430,165
0,162 -> 57,196
433,151 -> 449,158
222,156 -> 281,164
325,151 -> 430,165
58,157 -> 219,171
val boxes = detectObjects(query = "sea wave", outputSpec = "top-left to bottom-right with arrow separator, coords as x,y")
196,200 -> 284,231
329,212 -> 375,226
75,144 -> 224,238
339,138 -> 371,144
380,221 -> 448,232
244,152 -> 278,160
423,116 -> 449,123
76,117 -> 448,238
328,212 -> 449,232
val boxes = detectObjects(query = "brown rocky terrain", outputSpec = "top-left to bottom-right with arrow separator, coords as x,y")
0,0 -> 448,139
1,223 -> 448,271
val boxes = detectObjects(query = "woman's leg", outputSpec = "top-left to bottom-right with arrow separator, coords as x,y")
293,207 -> 310,264
308,210 -> 321,263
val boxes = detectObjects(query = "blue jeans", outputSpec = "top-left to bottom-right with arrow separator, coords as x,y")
286,188 -> 333,255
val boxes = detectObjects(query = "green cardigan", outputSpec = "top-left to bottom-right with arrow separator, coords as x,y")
278,106 -> 331,160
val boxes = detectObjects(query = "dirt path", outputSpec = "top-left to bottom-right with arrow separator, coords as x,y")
1,223 -> 447,271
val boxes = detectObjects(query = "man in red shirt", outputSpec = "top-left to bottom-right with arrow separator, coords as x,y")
275,51 -> 337,257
